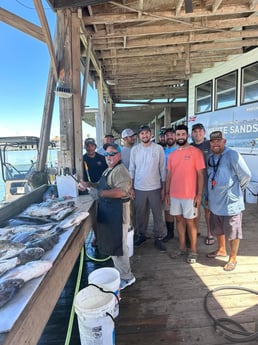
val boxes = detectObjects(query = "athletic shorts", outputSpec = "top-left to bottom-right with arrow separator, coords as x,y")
170,197 -> 197,219
209,212 -> 243,240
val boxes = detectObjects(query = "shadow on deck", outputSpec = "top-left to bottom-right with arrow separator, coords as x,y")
39,203 -> 258,345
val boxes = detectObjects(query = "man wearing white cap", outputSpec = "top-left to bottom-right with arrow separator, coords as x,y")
121,128 -> 136,169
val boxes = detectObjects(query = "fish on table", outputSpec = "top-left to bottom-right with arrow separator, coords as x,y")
0,278 -> 24,308
17,247 -> 45,265
26,233 -> 59,251
0,257 -> 20,277
0,241 -> 25,260
22,200 -> 76,218
0,260 -> 53,283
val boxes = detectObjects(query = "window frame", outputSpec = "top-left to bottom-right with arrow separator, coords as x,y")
195,80 -> 212,114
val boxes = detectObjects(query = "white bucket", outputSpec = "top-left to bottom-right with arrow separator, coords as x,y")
127,226 -> 134,258
88,267 -> 120,318
74,285 -> 116,345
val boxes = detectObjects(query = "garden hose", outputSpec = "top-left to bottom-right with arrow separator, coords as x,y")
204,286 -> 258,343
85,229 -> 111,262
64,248 -> 84,345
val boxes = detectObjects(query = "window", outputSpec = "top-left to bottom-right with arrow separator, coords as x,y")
195,81 -> 212,114
241,62 -> 258,104
215,71 -> 237,109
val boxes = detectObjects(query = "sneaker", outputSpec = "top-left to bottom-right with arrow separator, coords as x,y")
154,239 -> 167,252
134,234 -> 147,246
120,276 -> 136,290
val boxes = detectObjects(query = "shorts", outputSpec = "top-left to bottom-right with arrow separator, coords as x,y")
209,212 -> 243,240
170,197 -> 197,219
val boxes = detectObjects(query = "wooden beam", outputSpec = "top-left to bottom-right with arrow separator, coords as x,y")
0,7 -> 44,42
176,0 -> 185,16
83,5 -> 258,25
212,0 -> 223,13
92,29 -> 258,50
92,16 -> 258,39
33,0 -> 58,81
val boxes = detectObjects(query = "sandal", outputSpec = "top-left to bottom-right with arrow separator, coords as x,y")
223,261 -> 237,272
205,236 -> 215,245
207,251 -> 227,258
187,252 -> 198,264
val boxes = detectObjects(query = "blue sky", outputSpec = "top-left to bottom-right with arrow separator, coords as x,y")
0,0 -> 97,138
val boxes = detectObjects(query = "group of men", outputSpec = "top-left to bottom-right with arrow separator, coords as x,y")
79,122 -> 251,290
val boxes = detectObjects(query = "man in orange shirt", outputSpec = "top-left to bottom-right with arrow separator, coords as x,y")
165,125 -> 205,263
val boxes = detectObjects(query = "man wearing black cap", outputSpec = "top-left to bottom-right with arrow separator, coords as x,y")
83,138 -> 107,183
206,131 -> 251,271
82,138 -> 108,247
129,125 -> 167,252
191,123 -> 214,245
97,134 -> 115,155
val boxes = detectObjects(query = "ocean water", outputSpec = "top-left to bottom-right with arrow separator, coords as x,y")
0,149 -> 57,202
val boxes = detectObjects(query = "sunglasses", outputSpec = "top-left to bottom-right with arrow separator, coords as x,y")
104,151 -> 119,157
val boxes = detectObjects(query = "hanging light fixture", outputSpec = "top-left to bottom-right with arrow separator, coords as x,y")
55,81 -> 73,98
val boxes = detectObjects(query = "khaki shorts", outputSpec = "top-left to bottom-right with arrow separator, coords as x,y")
210,212 -> 243,240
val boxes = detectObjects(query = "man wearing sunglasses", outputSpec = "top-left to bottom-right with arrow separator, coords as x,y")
99,143 -> 136,289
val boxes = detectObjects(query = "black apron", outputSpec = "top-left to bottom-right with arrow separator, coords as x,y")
97,167 -> 123,256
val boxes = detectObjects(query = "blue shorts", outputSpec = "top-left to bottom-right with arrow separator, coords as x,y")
210,212 -> 243,240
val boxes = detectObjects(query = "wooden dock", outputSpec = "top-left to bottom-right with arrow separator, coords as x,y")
38,202 -> 258,345
116,203 -> 258,345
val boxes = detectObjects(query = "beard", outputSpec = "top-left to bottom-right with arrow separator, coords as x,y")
176,138 -> 187,146
141,137 -> 151,144
166,139 -> 176,147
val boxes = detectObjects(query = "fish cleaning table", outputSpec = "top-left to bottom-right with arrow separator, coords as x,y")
0,186 -> 94,345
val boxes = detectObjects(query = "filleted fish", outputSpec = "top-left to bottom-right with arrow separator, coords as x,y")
0,241 -> 26,260
0,278 -> 24,308
0,260 -> 53,283
0,257 -> 20,277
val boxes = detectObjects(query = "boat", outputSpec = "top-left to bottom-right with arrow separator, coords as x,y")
0,136 -> 57,202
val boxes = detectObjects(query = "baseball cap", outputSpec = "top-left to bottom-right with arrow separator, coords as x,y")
104,143 -> 121,153
138,125 -> 151,133
192,123 -> 205,131
121,128 -> 136,138
104,134 -> 114,138
210,131 -> 224,141
84,138 -> 96,145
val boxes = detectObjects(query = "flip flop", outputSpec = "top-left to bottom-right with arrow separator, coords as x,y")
223,262 -> 237,272
207,251 -> 227,258
205,236 -> 215,245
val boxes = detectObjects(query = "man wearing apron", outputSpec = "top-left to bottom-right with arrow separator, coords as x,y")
81,143 -> 136,290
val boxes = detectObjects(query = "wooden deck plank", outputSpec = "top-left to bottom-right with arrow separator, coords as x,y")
116,203 -> 258,345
